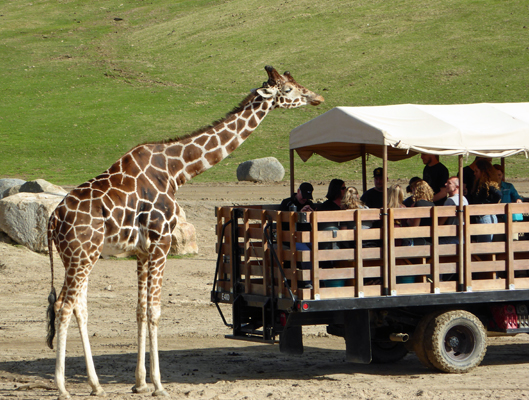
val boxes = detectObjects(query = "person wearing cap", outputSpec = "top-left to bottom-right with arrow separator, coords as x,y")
403,176 -> 421,207
360,167 -> 384,209
280,182 -> 315,212
279,182 -> 315,289
421,153 -> 449,206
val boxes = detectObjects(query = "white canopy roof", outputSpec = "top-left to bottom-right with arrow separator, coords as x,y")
290,103 -> 529,162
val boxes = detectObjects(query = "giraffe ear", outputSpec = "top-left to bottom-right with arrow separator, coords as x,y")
256,87 -> 276,99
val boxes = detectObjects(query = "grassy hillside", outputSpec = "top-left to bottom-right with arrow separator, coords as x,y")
1,0 -> 528,186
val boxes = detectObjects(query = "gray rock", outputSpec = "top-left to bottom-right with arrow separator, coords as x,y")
0,179 -> 26,200
19,179 -> 68,196
236,157 -> 285,182
0,192 -> 65,252
2,185 -> 22,199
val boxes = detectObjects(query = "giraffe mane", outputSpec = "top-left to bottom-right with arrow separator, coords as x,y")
145,90 -> 260,146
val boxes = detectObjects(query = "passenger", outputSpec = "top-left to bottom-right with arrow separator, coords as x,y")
388,183 -> 406,210
318,179 -> 345,212
360,167 -> 384,209
318,179 -> 346,287
403,176 -> 421,207
493,164 -> 523,206
421,153 -> 450,205
388,184 -> 407,247
406,179 -> 435,245
461,156 -> 490,196
279,183 -> 314,289
342,186 -> 365,210
342,187 -> 371,226
342,187 -> 371,248
493,164 -> 524,236
439,177 -> 468,245
317,179 -> 346,244
279,182 -> 315,212
468,159 -> 501,243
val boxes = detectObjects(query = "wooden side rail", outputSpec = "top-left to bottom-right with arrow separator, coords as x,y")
214,204 -> 529,301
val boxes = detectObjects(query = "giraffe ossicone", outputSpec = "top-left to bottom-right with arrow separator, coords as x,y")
46,65 -> 323,399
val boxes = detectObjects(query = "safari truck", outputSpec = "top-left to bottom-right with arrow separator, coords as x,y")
211,103 -> 529,373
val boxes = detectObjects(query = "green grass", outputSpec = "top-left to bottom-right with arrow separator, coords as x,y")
1,0 -> 528,186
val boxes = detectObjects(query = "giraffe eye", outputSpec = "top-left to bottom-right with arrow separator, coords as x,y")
284,87 -> 292,93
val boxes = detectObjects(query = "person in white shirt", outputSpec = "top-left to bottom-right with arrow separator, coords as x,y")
439,176 -> 468,244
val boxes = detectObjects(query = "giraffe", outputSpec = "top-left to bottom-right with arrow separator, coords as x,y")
46,65 -> 324,399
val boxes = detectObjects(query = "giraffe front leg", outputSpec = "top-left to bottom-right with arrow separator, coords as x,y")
148,304 -> 168,397
74,281 -> 105,397
147,248 -> 169,397
132,257 -> 151,394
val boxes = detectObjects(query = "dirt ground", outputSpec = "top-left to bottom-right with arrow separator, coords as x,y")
2,180 -> 529,400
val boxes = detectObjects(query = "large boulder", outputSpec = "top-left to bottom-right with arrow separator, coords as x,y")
169,205 -> 198,256
110,201 -> 198,258
0,192 -> 65,252
0,178 -> 26,200
236,157 -> 285,182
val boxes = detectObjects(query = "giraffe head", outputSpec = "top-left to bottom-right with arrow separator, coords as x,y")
256,65 -> 324,109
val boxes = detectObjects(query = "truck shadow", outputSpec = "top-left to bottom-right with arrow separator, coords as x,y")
1,342 -> 529,385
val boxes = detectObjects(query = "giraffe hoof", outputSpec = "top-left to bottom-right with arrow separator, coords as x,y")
90,386 -> 107,397
153,389 -> 169,397
58,392 -> 71,400
132,384 -> 151,394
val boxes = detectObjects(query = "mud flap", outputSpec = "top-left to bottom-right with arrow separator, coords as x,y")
279,325 -> 304,355
344,309 -> 371,364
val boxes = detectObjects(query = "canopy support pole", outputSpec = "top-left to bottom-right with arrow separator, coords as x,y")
361,145 -> 367,194
289,149 -> 295,196
382,145 -> 389,296
457,155 -> 465,292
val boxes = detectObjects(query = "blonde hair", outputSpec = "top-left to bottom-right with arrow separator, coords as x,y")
388,184 -> 405,208
342,187 -> 365,209
412,180 -> 434,202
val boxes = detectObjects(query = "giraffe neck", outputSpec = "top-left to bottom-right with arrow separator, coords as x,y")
165,93 -> 274,187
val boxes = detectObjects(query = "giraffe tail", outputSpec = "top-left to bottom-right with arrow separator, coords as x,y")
46,214 -> 57,350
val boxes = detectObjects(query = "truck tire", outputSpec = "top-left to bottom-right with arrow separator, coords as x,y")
412,311 -> 443,370
371,341 -> 409,364
424,310 -> 487,373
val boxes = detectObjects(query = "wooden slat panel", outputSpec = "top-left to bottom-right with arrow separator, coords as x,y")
397,282 -> 436,295
318,286 -> 356,299
469,260 -> 507,273
248,283 -> 266,295
470,242 -> 505,254
472,279 -> 507,291
467,223 -> 506,235
363,285 -> 383,297
243,209 -> 251,294
216,205 -> 529,301
310,211 -> 320,297
514,277 -> 529,289
355,209 -> 365,297
318,268 -> 356,280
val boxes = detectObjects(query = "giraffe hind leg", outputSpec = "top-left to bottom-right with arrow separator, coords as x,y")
54,257 -> 104,399
73,280 -> 105,397
146,244 -> 170,397
132,255 -> 151,394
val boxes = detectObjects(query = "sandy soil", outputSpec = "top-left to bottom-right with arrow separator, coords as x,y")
2,181 -> 529,400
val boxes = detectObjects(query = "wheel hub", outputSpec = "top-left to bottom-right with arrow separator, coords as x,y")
448,335 -> 460,349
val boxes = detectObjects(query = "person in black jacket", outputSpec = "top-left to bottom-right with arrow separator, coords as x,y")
279,182 -> 314,212
468,158 -> 501,242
